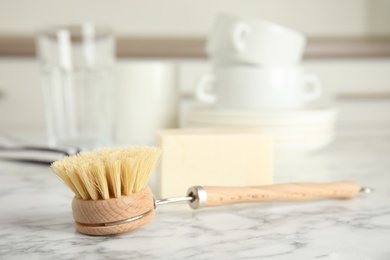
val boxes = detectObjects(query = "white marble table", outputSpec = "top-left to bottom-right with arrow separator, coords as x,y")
1,104 -> 390,259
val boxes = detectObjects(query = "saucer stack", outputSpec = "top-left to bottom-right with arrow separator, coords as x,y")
183,106 -> 337,153
184,14 -> 337,153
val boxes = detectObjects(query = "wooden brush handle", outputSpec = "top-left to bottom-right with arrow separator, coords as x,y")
201,181 -> 360,207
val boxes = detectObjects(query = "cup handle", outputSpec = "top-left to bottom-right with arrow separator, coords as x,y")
303,74 -> 322,102
195,73 -> 217,103
231,21 -> 251,53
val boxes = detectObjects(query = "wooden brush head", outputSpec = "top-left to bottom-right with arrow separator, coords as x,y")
51,146 -> 161,235
72,187 -> 155,235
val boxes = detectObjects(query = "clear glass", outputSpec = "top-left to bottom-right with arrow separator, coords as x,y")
37,24 -> 115,149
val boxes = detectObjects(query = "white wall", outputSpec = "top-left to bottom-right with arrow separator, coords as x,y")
0,0 -> 388,37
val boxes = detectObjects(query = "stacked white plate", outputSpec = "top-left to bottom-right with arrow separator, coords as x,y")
183,105 -> 338,153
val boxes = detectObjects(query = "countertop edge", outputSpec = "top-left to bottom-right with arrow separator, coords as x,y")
1,35 -> 390,58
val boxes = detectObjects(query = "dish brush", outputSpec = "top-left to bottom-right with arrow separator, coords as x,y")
51,146 -> 371,236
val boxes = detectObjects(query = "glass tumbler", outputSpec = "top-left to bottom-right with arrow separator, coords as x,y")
37,24 -> 115,149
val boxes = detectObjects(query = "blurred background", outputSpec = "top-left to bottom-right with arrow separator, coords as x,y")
0,0 -> 389,144
1,2 -> 390,255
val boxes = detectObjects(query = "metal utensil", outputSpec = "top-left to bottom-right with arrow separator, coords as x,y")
0,133 -> 80,164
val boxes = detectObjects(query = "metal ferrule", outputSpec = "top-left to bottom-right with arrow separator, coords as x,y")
187,186 -> 207,209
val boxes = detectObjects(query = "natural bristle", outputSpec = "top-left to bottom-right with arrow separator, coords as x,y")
51,146 -> 161,200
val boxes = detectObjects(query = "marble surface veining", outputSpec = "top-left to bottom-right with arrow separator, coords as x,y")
1,118 -> 390,259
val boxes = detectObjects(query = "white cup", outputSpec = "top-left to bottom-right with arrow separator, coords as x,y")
195,66 -> 322,109
206,14 -> 306,66
115,61 -> 178,145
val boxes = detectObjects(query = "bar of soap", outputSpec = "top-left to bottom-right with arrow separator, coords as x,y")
156,128 -> 273,198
